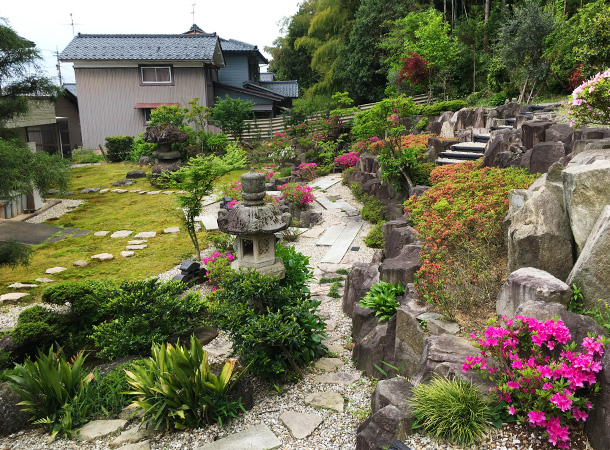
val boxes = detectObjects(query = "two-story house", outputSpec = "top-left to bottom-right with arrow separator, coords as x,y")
59,25 -> 298,148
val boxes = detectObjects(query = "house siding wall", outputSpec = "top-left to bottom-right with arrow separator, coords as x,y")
75,67 -> 208,148
217,54 -> 249,87
55,97 -> 83,149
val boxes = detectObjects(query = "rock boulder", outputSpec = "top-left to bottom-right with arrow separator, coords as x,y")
342,263 -> 379,318
0,383 -> 29,436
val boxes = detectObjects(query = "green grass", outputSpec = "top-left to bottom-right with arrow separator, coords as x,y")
0,163 -> 247,300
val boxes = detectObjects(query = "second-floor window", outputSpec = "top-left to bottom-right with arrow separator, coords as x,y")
140,66 -> 173,85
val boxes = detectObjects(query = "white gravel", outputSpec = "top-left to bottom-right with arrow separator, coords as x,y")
25,199 -> 84,224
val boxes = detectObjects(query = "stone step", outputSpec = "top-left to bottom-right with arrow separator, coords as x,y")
505,118 -> 516,125
317,225 -> 346,246
449,142 -> 486,153
316,196 -> 357,211
489,125 -> 514,131
195,424 -> 280,450
321,221 -> 362,264
438,151 -> 483,160
200,214 -> 219,231
473,134 -> 490,143
312,175 -> 342,190
435,157 -> 468,165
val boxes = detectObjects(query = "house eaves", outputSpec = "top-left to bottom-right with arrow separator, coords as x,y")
59,33 -> 225,67
214,82 -> 285,101
219,38 -> 268,65
260,80 -> 299,98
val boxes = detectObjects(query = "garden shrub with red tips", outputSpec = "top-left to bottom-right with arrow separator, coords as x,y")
404,160 -> 536,318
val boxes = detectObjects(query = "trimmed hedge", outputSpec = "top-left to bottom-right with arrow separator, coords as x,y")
105,136 -> 134,162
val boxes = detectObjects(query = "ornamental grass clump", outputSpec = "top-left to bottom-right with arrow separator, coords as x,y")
404,160 -> 536,318
463,316 -> 609,449
410,375 -> 491,446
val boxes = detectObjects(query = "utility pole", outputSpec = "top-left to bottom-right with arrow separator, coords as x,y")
55,47 -> 62,86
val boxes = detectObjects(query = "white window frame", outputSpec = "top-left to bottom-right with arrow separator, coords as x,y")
140,66 -> 173,85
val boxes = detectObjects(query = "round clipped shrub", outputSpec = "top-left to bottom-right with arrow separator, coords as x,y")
12,305 -> 69,351
410,375 -> 491,445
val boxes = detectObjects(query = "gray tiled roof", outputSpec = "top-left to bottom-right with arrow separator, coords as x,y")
63,83 -> 77,97
59,33 -> 219,61
219,38 -> 257,52
261,81 -> 299,98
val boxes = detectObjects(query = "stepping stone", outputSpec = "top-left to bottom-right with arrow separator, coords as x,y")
315,357 -> 344,372
72,230 -> 91,238
279,410 -> 323,439
139,191 -> 148,195
177,190 -> 186,194
326,344 -> 348,355
203,339 -> 232,358
317,225 -> 345,246
81,188 -> 100,193
110,424 -> 155,447
146,191 -> 161,195
129,190 -> 140,193
164,227 -> 180,234
200,214 -> 219,231
112,189 -> 128,194
195,424 -> 280,450
126,245 -> 147,250
94,231 -> 111,236
117,441 -> 150,450
121,251 -> 135,258
301,228 -> 323,239
162,190 -> 174,194
110,230 -> 133,238
312,175 -> 341,190
73,260 -> 88,267
315,372 -> 360,385
333,201 -> 357,212
45,266 -> 67,274
325,320 -> 337,332
315,196 -> 336,210
35,278 -> 54,283
321,221 -> 363,264
91,253 -> 114,261
79,419 -> 128,442
128,240 -> 147,245
201,195 -> 218,206
99,189 -> 109,194
8,283 -> 38,289
0,293 -> 30,304
134,232 -> 156,239
304,391 -> 344,412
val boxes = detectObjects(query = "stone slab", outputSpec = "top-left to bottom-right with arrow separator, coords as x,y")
146,191 -> 161,195
315,357 -> 344,372
110,424 -> 155,447
126,245 -> 148,250
279,410 -> 323,439
316,225 -> 346,246
134,232 -> 156,239
333,201 -> 357,212
0,293 -> 29,304
128,240 -> 147,245
315,372 -> 360,385
110,230 -> 133,238
115,441 -> 150,450
200,214 -> 219,231
79,419 -> 128,442
321,221 -> 363,264
301,228 -> 324,239
45,267 -> 67,274
73,260 -> 88,267
94,231 -> 111,236
72,230 -> 91,238
99,189 -> 109,193
35,278 -> 54,283
304,391 -> 344,412
164,227 -> 180,234
8,283 -> 38,289
312,176 -> 341,190
0,221 -> 71,246
195,424 -> 280,450
316,196 -> 336,210
91,253 -> 114,261
121,251 -> 135,258
201,195 -> 218,207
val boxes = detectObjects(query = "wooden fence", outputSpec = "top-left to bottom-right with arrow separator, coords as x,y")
237,94 -> 433,141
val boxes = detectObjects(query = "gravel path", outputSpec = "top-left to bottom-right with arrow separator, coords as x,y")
25,199 -> 84,224
0,175 -> 587,450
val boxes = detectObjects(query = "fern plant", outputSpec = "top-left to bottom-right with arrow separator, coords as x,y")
9,346 -> 94,439
358,281 -> 405,321
125,334 -> 247,430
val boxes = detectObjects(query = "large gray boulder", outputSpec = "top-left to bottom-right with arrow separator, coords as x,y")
380,245 -> 421,286
544,123 -> 574,145
562,160 -> 610,254
0,383 -> 29,436
411,334 -> 492,392
496,267 -> 571,318
528,142 -> 565,174
585,350 -> 610,450
393,306 -> 427,379
507,187 -> 574,280
382,218 -> 409,247
496,102 -> 521,119
355,404 -> 412,450
522,121 -> 553,150
567,205 -> 610,309
384,227 -> 419,259
342,262 -> 379,318
483,129 -> 521,167
515,301 -> 607,350
353,315 -> 397,377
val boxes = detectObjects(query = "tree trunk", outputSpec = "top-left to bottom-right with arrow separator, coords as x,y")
484,0 -> 491,49
473,44 -> 477,93
518,77 -> 529,103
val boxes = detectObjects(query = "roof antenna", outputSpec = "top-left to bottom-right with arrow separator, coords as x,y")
191,4 -> 196,24
70,13 -> 75,36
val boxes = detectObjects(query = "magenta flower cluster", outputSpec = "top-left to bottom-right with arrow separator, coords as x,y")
351,136 -> 380,153
202,251 -> 235,291
334,152 -> 360,168
202,251 -> 235,267
277,182 -> 316,209
272,131 -> 291,150
289,122 -> 309,137
297,162 -> 318,181
463,316 -> 607,449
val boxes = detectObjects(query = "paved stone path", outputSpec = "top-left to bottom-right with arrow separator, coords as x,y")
321,221 -> 363,263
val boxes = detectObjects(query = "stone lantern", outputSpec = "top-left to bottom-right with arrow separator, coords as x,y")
143,123 -> 188,175
217,169 -> 292,278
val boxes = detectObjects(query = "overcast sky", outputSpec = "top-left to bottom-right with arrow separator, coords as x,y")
1,0 -> 301,84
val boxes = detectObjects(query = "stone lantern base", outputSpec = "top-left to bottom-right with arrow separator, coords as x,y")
231,257 -> 285,279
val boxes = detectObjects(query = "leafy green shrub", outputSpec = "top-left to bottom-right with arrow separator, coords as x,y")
126,134 -> 156,163
70,147 -> 105,164
210,95 -> 254,140
490,92 -> 507,107
12,306 -> 69,351
359,281 -> 405,321
341,167 -> 356,185
203,131 -> 229,153
410,376 -> 491,446
361,196 -> 387,225
352,95 -> 419,140
125,335 -> 246,430
206,232 -> 235,254
0,240 -> 31,269
9,346 -> 94,439
209,270 -> 326,378
104,136 -> 134,162
418,100 -> 467,116
85,361 -> 142,419
415,116 -> 430,131
276,243 -> 313,292
279,167 -> 292,178
91,279 -> 204,360
365,222 -> 385,248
